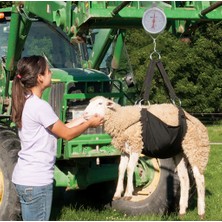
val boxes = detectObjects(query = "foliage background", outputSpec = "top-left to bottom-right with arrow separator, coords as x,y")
0,1 -> 11,8
123,22 -> 222,113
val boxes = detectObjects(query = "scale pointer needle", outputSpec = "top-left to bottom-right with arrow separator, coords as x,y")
151,13 -> 156,29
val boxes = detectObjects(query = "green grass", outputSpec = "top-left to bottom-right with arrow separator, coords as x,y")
207,124 -> 222,143
51,126 -> 222,221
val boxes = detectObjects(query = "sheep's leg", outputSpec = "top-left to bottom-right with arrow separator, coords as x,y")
174,155 -> 190,216
123,152 -> 140,200
113,153 -> 129,200
192,166 -> 205,219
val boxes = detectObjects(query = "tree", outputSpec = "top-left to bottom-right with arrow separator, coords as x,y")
0,2 -> 12,8
124,22 -> 222,113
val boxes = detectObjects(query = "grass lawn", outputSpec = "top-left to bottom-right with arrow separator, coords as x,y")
51,126 -> 222,221
207,124 -> 222,143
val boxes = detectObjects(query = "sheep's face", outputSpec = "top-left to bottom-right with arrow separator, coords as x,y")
83,96 -> 114,119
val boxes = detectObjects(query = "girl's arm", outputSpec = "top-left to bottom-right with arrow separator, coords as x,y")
65,116 -> 87,128
48,115 -> 103,141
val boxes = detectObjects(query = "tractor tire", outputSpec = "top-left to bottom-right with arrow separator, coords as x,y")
111,157 -> 180,215
0,126 -> 21,220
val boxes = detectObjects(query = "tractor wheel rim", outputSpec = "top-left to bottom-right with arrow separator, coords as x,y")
0,170 -> 4,204
131,157 -> 160,202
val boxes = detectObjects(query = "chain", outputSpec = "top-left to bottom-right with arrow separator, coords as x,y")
149,35 -> 161,60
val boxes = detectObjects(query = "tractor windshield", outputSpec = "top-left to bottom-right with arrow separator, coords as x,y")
0,22 -> 9,59
22,21 -> 86,69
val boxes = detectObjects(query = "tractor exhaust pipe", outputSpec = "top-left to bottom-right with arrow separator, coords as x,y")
200,1 -> 222,16
111,1 -> 131,16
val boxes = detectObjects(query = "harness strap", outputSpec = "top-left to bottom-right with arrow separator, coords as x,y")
139,59 -> 188,158
156,60 -> 179,102
141,59 -> 156,101
141,59 -> 180,104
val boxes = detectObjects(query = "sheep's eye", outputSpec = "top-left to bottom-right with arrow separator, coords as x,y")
98,102 -> 102,105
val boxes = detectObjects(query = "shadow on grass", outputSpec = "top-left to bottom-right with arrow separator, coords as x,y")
50,181 -> 116,220
188,188 -> 212,211
50,181 -> 213,221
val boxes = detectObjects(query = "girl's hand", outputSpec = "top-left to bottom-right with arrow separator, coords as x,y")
87,114 -> 104,127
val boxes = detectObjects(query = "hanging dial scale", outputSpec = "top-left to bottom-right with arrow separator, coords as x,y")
142,6 -> 167,35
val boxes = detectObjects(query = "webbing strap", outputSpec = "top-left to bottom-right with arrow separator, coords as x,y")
141,59 -> 180,103
156,60 -> 178,102
142,59 -> 156,101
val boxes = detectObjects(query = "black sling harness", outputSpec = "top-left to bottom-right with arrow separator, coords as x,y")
140,59 -> 187,159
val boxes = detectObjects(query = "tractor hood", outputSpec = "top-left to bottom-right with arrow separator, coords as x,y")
51,68 -> 110,83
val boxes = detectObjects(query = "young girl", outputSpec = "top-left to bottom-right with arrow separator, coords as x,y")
11,55 -> 103,221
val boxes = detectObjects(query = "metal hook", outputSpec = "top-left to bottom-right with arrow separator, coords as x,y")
135,99 -> 151,107
17,6 -> 38,21
150,51 -> 161,60
171,98 -> 182,107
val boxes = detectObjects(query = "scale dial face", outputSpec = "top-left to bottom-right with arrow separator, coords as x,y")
142,7 -> 167,34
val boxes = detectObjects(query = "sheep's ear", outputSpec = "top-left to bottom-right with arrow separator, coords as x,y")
106,100 -> 115,109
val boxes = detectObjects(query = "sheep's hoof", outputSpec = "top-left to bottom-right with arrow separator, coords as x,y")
179,213 -> 185,219
199,214 -> 205,220
122,196 -> 132,201
112,196 -> 121,201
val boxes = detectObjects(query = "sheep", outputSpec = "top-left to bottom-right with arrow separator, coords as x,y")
83,96 -> 210,218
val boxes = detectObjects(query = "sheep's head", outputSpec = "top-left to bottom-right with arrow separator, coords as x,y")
83,96 -> 118,119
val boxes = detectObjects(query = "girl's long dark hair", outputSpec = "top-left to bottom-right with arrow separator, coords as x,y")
11,55 -> 47,128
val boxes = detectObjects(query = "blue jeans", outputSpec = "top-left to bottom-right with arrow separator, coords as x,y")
14,183 -> 53,221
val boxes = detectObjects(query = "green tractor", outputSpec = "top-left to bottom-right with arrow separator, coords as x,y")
0,1 -> 222,220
